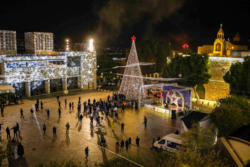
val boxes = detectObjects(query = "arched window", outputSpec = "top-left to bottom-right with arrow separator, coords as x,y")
216,43 -> 221,51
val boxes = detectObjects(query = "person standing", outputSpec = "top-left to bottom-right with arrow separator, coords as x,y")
120,140 -> 124,152
58,108 -> 61,118
41,101 -> 43,110
6,127 -> 11,139
30,108 -> 34,118
47,109 -> 50,118
136,136 -> 140,148
20,108 -> 24,119
11,126 -> 18,139
72,102 -> 74,111
121,104 -> 125,113
125,140 -> 129,151
121,122 -> 125,132
65,99 -> 67,108
66,122 -> 70,132
111,121 -> 115,132
58,101 -> 61,108
85,147 -> 89,160
16,122 -> 20,134
78,97 -> 81,103
35,103 -> 39,112
175,129 -> 179,135
53,126 -> 57,139
43,124 -> 46,135
17,142 -> 24,157
69,102 -> 71,111
116,142 -> 119,153
128,137 -> 132,149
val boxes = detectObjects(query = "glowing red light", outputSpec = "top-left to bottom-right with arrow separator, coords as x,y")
183,43 -> 189,49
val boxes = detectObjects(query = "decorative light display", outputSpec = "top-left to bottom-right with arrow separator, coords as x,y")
0,51 -> 96,90
88,39 -> 94,52
119,36 -> 146,100
183,43 -> 189,49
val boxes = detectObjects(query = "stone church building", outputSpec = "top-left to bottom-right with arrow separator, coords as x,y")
196,26 -> 250,101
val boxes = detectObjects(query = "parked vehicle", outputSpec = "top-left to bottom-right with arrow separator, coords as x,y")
153,134 -> 186,152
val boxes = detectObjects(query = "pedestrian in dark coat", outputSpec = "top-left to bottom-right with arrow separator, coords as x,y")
1,105 -> 3,115
121,122 -> 125,132
125,140 -> 129,151
85,147 -> 89,160
65,99 -> 67,108
144,118 -> 147,128
16,122 -> 20,134
41,101 -> 43,110
69,102 -> 72,110
58,108 -> 61,118
20,108 -> 24,118
121,104 -> 125,112
120,140 -> 124,152
35,103 -> 39,111
58,101 -> 61,108
47,109 -> 50,118
43,124 -> 46,134
128,137 -> 132,148
17,142 -> 24,157
136,136 -> 140,147
6,127 -> 11,139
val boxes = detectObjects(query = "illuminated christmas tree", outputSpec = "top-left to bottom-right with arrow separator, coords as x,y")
119,36 -> 146,100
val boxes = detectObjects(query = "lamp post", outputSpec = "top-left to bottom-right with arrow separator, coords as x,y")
66,39 -> 69,52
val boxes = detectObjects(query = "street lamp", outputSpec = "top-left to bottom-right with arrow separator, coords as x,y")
66,39 -> 69,52
88,39 -> 94,52
179,74 -> 182,77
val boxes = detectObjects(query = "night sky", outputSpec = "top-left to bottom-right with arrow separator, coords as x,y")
1,0 -> 250,51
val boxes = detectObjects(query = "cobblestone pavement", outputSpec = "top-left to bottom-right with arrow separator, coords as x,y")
0,90 -> 182,167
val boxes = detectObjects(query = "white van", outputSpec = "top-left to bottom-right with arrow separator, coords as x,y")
153,134 -> 187,152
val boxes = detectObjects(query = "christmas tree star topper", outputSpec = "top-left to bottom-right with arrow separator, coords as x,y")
131,35 -> 136,41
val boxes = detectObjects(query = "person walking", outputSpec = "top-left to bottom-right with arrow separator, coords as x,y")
47,109 -> 50,118
121,104 -> 125,113
85,147 -> 89,160
111,121 -> 115,132
30,108 -> 34,118
125,140 -> 129,151
65,99 -> 67,108
136,136 -> 140,148
6,127 -> 11,139
121,122 -> 125,132
53,126 -> 57,138
144,117 -> 147,128
115,142 -> 119,153
41,101 -> 43,110
11,126 -> 18,139
20,108 -> 24,119
58,101 -> 61,108
120,140 -> 124,152
43,124 -> 46,135
58,108 -> 61,118
35,103 -> 39,112
0,122 -> 3,134
128,137 -> 132,149
66,122 -> 70,132
115,112 -> 118,120
69,102 -> 72,111
1,105 -> 3,116
16,122 -> 20,134
72,102 -> 74,111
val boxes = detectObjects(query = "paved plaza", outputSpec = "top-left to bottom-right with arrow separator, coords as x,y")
0,90 -> 182,167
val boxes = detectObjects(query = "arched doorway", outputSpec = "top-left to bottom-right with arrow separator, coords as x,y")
216,43 -> 221,51
196,85 -> 205,99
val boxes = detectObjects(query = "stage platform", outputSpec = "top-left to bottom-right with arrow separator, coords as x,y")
144,103 -> 183,116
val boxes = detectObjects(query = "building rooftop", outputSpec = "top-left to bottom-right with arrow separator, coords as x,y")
181,111 -> 208,129
229,125 -> 250,143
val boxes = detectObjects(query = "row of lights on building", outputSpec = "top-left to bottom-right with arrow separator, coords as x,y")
65,39 -> 94,52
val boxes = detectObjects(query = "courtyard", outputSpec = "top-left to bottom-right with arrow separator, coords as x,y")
0,90 -> 182,167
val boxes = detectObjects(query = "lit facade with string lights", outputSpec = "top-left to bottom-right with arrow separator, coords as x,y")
0,31 -> 96,97
196,25 -> 249,101
0,30 -> 17,55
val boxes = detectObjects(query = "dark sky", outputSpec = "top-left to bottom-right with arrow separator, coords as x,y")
1,0 -> 250,51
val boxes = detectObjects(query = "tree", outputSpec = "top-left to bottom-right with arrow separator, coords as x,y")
210,96 -> 250,136
137,39 -> 172,74
162,54 -> 211,100
223,56 -> 250,97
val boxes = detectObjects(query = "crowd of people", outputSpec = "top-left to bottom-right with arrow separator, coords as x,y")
0,92 -> 151,162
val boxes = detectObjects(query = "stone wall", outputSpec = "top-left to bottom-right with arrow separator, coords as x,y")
198,45 -> 214,54
193,57 -> 244,101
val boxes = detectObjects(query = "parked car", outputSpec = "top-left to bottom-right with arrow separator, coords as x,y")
153,134 -> 186,152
